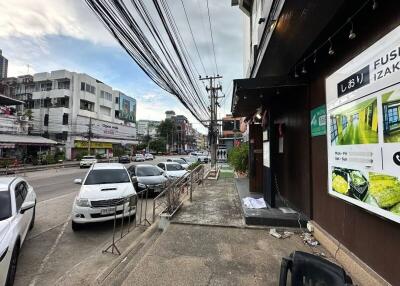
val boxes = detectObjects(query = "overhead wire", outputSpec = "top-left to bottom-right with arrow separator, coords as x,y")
205,0 -> 219,75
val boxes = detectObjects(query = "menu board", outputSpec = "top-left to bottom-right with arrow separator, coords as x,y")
326,25 -> 400,223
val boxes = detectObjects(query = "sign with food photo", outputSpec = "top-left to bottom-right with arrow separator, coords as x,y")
326,25 -> 400,223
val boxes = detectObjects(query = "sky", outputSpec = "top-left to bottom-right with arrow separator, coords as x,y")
0,0 -> 244,134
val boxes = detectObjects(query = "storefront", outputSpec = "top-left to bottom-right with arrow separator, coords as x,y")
73,139 -> 113,158
232,1 -> 400,284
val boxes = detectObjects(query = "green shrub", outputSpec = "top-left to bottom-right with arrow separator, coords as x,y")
228,143 -> 249,173
75,152 -> 87,161
188,161 -> 201,171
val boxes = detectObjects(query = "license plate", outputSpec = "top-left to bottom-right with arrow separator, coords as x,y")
100,207 -> 115,215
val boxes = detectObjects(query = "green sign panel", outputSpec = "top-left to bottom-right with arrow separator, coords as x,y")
310,105 -> 326,137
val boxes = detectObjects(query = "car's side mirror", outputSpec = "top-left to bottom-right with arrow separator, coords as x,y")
20,201 -> 35,214
74,178 -> 82,185
131,176 -> 138,183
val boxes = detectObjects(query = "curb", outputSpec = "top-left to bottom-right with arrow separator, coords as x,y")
95,222 -> 160,285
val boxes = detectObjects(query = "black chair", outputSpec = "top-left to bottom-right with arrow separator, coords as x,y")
279,251 -> 353,286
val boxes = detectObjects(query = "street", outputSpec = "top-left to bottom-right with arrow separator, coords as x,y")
12,156 -> 177,286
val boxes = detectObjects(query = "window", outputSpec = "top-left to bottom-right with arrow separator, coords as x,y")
14,181 -> 28,210
62,113 -> 69,125
330,117 -> 338,142
56,131 -> 68,141
115,110 -> 120,119
90,85 -> 95,94
166,163 -> 184,171
100,90 -> 104,98
100,91 -> 112,101
44,114 -> 49,126
85,83 -> 90,92
0,191 -> 11,220
115,97 -> 119,104
80,100 -> 95,112
84,169 -> 130,185
157,163 -> 165,170
136,166 -> 163,176
81,82 -> 85,91
57,80 -> 70,89
100,105 -> 111,116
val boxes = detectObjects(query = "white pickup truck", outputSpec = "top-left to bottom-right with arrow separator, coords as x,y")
190,152 -> 209,163
79,156 -> 98,168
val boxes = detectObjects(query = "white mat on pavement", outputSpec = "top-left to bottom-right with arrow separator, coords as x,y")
243,197 -> 267,209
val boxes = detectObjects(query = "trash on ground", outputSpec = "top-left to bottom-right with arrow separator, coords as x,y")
269,228 -> 294,239
243,197 -> 267,209
301,232 -> 320,246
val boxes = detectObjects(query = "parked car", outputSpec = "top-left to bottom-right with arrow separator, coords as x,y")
118,155 -> 131,164
144,153 -> 154,160
133,154 -> 145,162
128,164 -> 168,195
190,153 -> 209,163
0,177 -> 36,286
157,162 -> 188,179
166,158 -> 189,169
79,156 -> 98,168
181,157 -> 197,165
71,163 -> 137,231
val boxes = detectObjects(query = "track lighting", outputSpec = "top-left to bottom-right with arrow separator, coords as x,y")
302,60 -> 307,74
294,66 -> 299,78
328,38 -> 335,55
313,50 -> 317,64
348,19 -> 356,40
372,0 -> 378,10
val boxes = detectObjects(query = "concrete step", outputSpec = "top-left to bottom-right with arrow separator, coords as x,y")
97,223 -> 163,286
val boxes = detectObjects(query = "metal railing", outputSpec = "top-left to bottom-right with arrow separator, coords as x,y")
152,164 -> 205,222
102,188 -> 150,255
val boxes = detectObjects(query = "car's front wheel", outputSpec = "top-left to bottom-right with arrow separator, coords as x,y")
6,244 -> 19,286
71,221 -> 83,231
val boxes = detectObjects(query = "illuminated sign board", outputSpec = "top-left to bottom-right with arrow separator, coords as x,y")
326,25 -> 400,223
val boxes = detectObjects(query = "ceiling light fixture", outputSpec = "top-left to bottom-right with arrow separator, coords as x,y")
313,50 -> 317,64
302,59 -> 307,74
294,66 -> 299,78
372,0 -> 378,10
328,38 -> 335,55
348,19 -> 356,40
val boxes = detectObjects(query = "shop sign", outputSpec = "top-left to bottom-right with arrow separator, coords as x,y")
0,143 -> 15,148
310,105 -> 326,137
74,140 -> 113,149
325,25 -> 400,223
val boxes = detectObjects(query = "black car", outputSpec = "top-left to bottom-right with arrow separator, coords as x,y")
118,155 -> 131,164
128,164 -> 169,195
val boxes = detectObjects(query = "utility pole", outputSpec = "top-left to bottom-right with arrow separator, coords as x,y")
199,75 -> 223,168
87,117 -> 92,155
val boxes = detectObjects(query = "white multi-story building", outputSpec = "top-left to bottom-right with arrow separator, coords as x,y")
137,120 -> 160,139
28,69 -> 137,159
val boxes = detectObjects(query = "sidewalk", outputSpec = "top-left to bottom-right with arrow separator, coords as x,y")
114,178 -> 340,286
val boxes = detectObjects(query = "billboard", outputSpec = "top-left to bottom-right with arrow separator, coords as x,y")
325,25 -> 400,223
119,93 -> 136,123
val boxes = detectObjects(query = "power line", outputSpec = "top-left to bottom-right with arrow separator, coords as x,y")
205,0 -> 219,75
179,0 -> 207,75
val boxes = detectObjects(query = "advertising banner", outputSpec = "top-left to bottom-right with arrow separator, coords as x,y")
326,25 -> 400,223
119,93 -> 136,123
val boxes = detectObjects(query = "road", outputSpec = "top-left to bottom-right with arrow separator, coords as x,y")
13,155 -> 181,286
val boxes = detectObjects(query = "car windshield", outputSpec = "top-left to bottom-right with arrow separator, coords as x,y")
173,159 -> 186,164
0,191 -> 11,221
183,157 -> 196,163
83,156 -> 95,159
166,164 -> 183,171
84,169 -> 130,185
136,166 -> 162,177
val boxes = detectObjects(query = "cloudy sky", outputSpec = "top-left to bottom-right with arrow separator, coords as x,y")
0,0 -> 244,133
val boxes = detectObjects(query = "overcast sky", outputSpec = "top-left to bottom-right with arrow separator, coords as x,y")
0,0 -> 244,133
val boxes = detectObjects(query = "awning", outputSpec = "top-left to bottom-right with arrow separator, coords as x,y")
0,94 -> 25,106
0,134 -> 58,145
231,76 -> 308,117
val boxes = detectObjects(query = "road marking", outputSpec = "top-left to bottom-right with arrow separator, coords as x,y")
28,215 -> 71,286
27,219 -> 70,241
37,191 -> 77,205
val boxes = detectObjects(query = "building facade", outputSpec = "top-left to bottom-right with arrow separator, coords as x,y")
0,50 -> 8,80
231,1 -> 400,285
136,120 -> 160,139
19,69 -> 137,159
219,114 -> 243,150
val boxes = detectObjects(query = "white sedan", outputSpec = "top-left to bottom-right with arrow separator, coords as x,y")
71,163 -> 137,231
0,177 -> 36,286
157,162 -> 189,179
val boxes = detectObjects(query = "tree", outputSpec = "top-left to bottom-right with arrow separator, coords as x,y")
149,138 -> 166,153
157,119 -> 176,150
